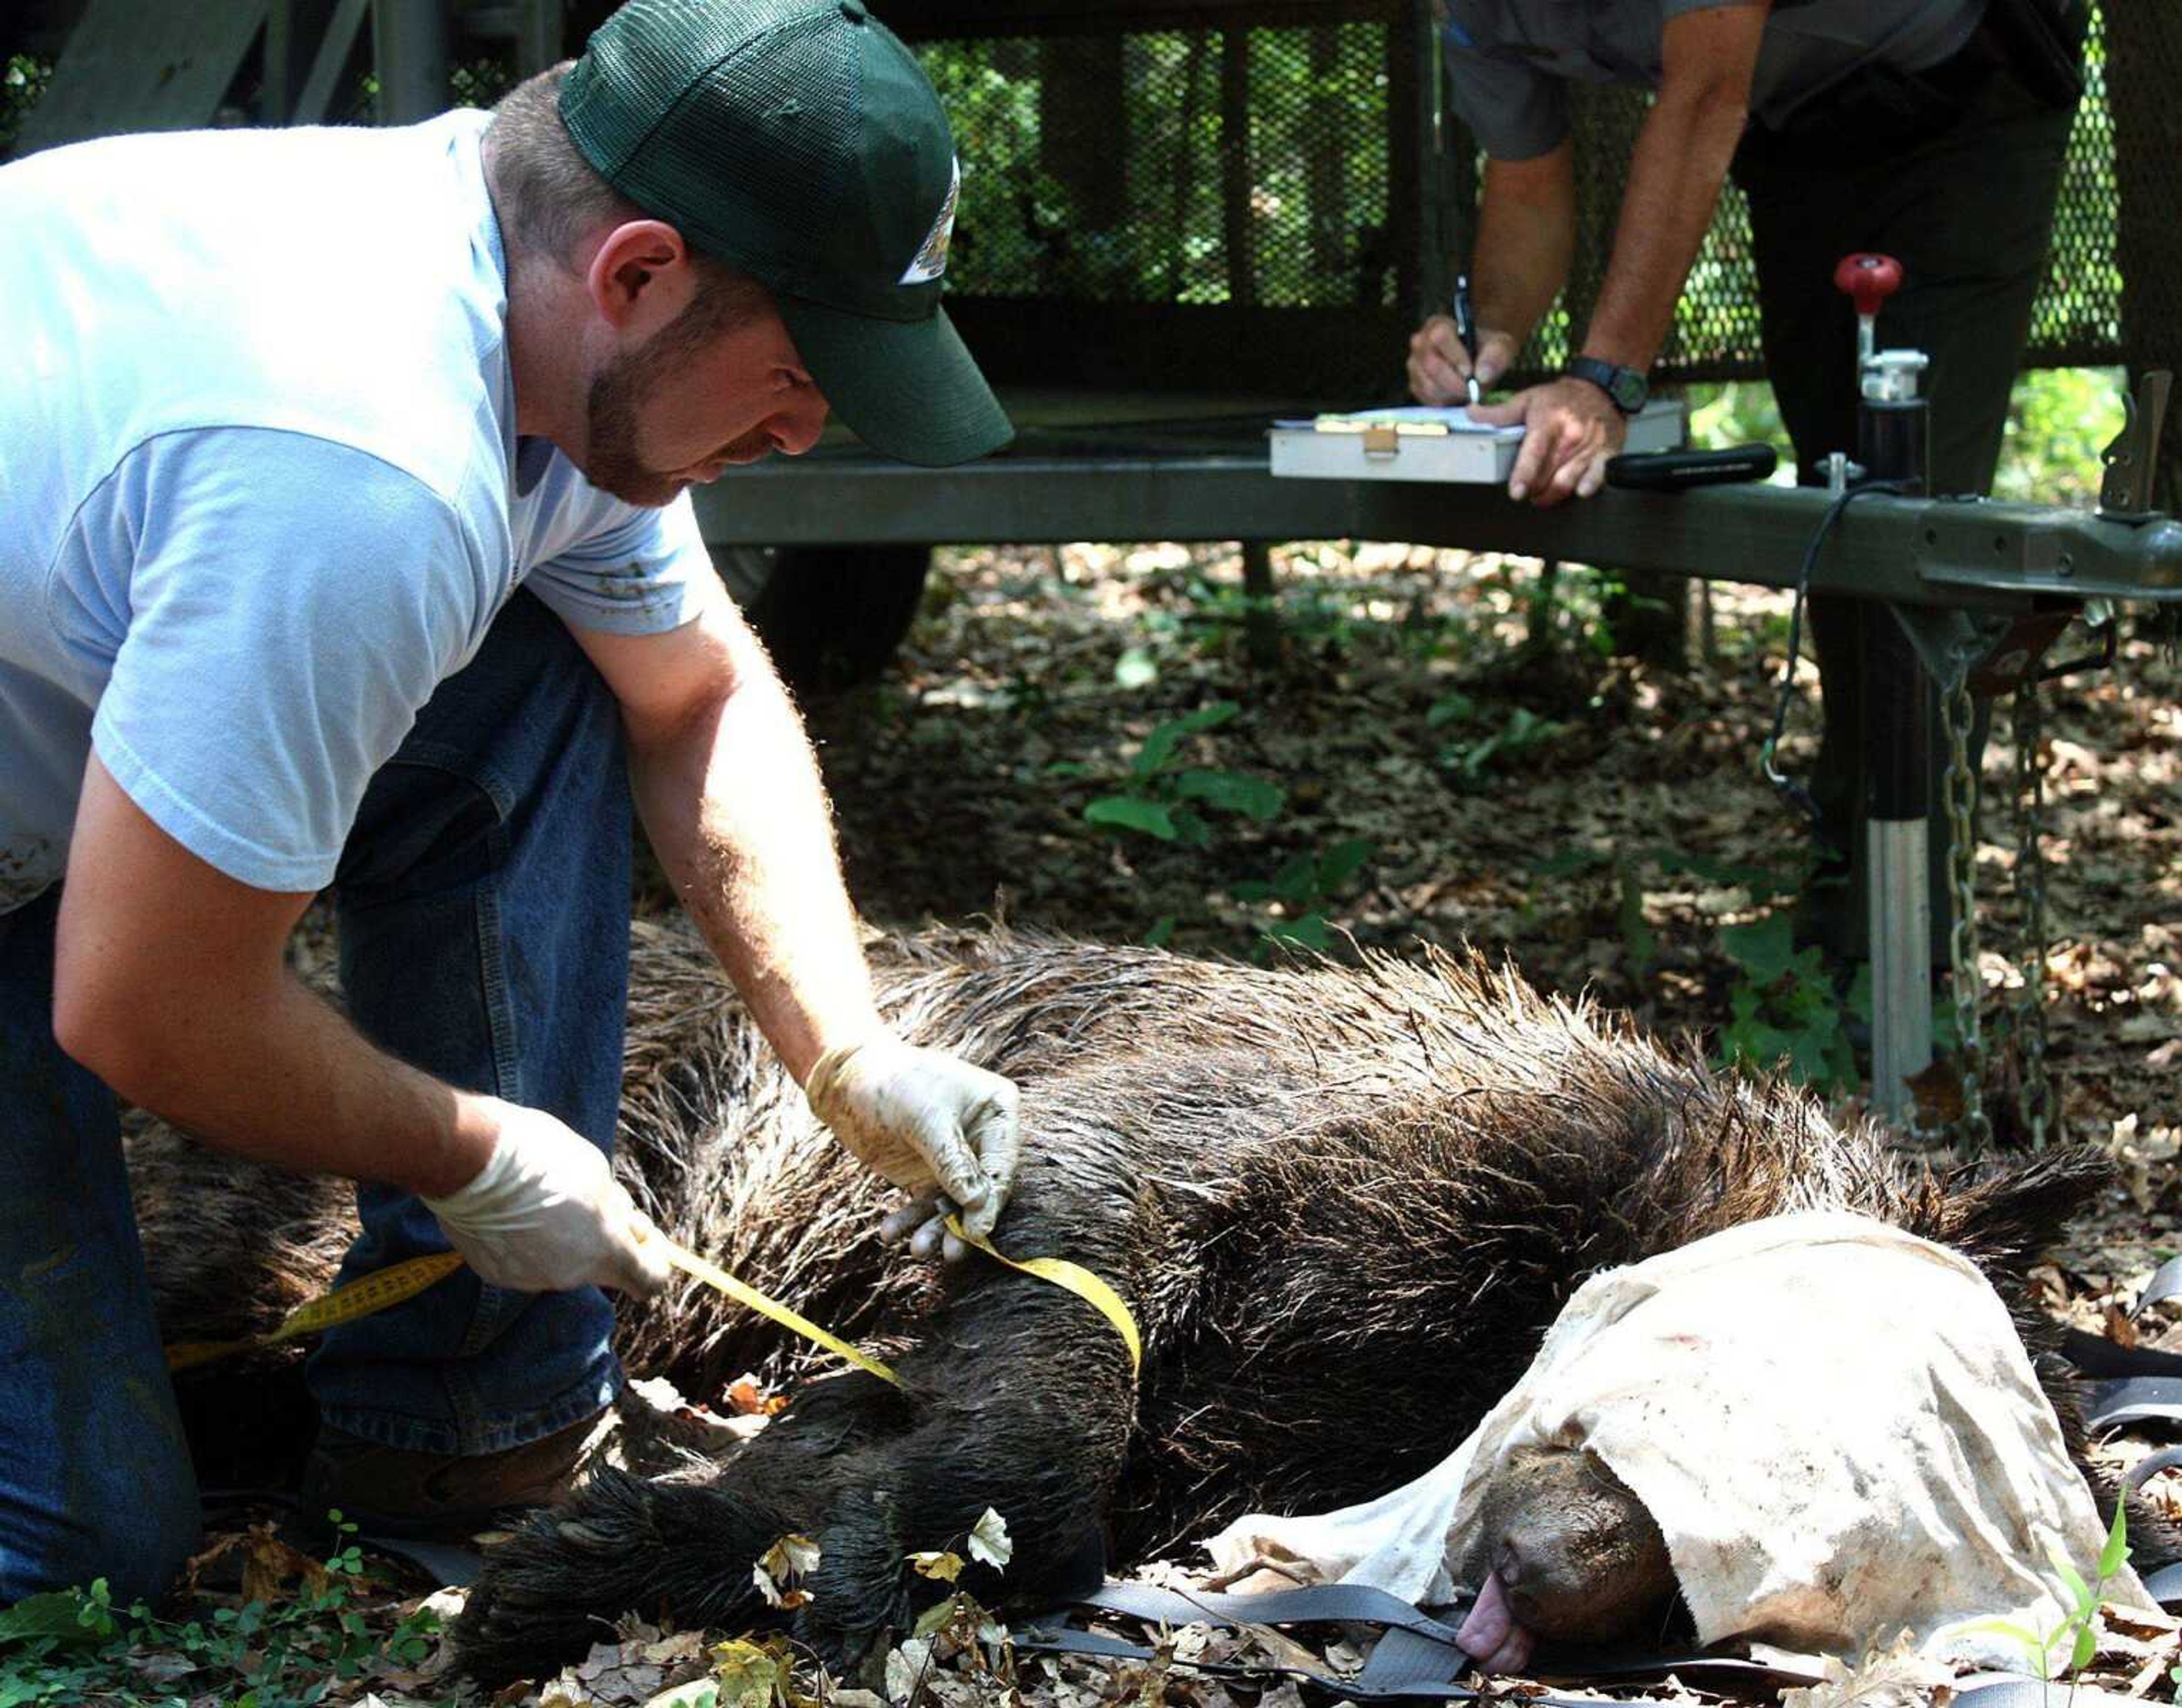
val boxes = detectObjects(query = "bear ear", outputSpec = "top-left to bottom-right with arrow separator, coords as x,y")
1926,1147 -> 2110,1279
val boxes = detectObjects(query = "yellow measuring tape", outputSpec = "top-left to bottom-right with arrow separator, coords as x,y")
167,1228 -> 1140,1387
164,1251 -> 467,1372
657,1239 -> 900,1385
946,1219 -> 1143,1376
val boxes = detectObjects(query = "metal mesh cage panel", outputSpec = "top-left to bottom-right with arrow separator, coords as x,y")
902,0 -> 2164,395
1509,86 -> 1770,380
898,3 -> 1421,396
919,22 -> 1395,310
7,1 -> 2170,394
2100,8 -> 2181,380
2033,13 -> 2120,363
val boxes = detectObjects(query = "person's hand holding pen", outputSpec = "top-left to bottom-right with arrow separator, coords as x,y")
1407,276 -> 1518,409
1452,276 -> 1482,406
1408,276 -> 1626,503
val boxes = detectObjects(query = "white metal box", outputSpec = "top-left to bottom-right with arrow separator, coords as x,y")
1269,398 -> 1687,484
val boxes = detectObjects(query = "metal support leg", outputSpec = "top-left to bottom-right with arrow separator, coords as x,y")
1867,612 -> 1932,1117
1241,540 -> 1279,669
1522,559 -> 1560,661
1859,387 -> 1932,1122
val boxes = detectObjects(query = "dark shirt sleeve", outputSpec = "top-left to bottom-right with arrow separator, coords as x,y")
1440,31 -> 1570,161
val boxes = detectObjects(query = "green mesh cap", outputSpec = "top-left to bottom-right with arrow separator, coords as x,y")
559,0 -> 1012,466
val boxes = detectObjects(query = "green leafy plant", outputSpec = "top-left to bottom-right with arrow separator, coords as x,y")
889,1508 -> 1017,1705
1078,702 -> 1284,849
1129,571 -> 1284,662
1431,699 -> 1569,789
1685,377 -> 1789,455
1232,838 -> 1374,956
1,55 -> 52,153
1715,911 -> 1865,1092
1486,559 -> 1643,664
1425,690 -> 1479,729
1611,847 -> 1865,1091
1963,1498 -> 2129,1694
1529,844 -> 1663,977
1995,366 -> 2128,509
0,1515 -> 442,1708
1180,571 -> 1275,648
1528,845 -> 1885,1092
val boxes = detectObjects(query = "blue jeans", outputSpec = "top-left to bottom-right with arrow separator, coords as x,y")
0,590 -> 634,1601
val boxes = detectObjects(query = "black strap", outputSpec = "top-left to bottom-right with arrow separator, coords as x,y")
1359,1624 -> 1477,1694
2087,1377 -> 2182,1434
2126,1445 -> 2182,1495
2056,1327 -> 2182,1434
2059,1327 -> 2182,1382
1954,1678 -> 2074,1708
1015,1619 -> 1477,1702
2145,1563 -> 2182,1606
1016,1580 -> 1822,1702
1019,1580 -> 1481,1701
359,1534 -> 481,1587
2141,1256 -> 2182,1314
2041,1334 -> 2182,1615
1075,1580 -> 1472,1649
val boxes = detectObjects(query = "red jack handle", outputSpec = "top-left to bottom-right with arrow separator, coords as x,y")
1834,252 -> 1904,317
1834,253 -> 1903,366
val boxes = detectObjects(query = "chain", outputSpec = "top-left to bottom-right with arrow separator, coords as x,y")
1941,656 -> 1992,1155
2013,681 -> 2054,1150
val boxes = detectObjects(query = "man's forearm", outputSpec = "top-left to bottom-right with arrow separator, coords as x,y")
1473,146 -> 1576,355
61,959 -> 494,1197
1578,80 -> 1752,369
53,755 -> 497,1197
626,631 -> 880,1086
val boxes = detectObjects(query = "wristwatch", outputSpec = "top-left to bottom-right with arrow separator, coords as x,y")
1565,356 -> 1650,415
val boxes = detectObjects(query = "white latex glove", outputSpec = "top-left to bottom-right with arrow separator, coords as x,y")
423,1099 -> 673,1297
803,1035 -> 1021,1262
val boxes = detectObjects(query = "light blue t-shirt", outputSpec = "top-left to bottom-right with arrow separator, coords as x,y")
0,110 -> 714,912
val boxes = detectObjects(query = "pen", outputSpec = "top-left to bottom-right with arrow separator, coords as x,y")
1452,274 -> 1481,407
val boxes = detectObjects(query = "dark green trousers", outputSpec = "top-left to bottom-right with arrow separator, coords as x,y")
1731,55 -> 2077,963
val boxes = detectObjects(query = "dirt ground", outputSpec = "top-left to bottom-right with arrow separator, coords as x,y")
84,539 -> 2182,1706
811,538 -> 2180,1178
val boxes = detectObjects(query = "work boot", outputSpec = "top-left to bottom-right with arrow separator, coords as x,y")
298,1406 -> 613,1542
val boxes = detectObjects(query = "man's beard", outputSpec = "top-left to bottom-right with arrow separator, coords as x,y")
581,333 -> 774,508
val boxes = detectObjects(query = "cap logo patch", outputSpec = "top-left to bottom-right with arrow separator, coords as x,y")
900,157 -> 959,285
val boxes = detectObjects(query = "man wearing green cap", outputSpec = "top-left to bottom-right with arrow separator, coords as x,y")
0,0 -> 1017,1601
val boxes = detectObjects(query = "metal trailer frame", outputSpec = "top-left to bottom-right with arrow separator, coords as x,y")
691,451 -> 2182,616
